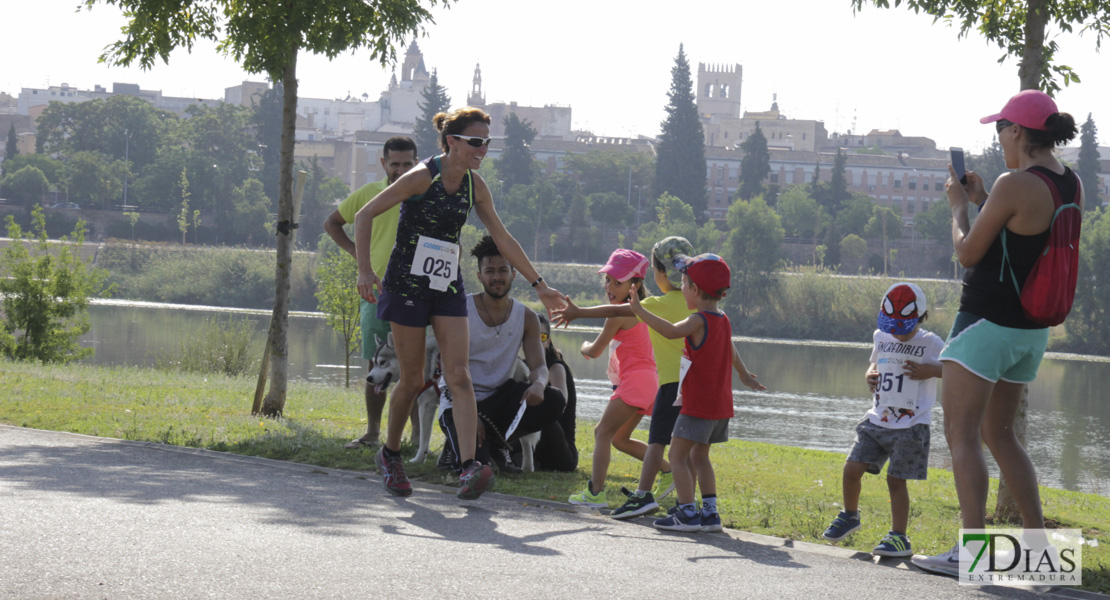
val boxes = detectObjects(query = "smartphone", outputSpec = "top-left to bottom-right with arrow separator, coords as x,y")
950,147 -> 967,185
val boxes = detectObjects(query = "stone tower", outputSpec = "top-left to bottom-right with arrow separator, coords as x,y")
400,41 -> 429,84
697,63 -> 742,119
467,62 -> 486,107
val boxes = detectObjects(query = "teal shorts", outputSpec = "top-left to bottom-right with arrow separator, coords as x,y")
360,298 -> 393,360
939,312 -> 1048,383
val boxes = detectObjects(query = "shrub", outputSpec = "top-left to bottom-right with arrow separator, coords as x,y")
155,315 -> 260,376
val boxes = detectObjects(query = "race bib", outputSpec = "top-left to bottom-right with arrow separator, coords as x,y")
674,355 -> 692,407
874,358 -> 920,410
410,235 -> 459,291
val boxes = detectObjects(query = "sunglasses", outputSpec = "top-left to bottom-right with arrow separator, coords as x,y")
996,120 -> 1015,133
452,134 -> 492,148
540,332 -> 549,343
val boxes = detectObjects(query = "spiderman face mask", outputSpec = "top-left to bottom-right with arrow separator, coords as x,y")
877,282 -> 926,335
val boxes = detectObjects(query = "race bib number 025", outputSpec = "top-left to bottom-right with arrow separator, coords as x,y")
410,235 -> 459,291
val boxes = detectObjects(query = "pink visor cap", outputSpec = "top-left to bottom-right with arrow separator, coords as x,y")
598,248 -> 649,282
980,89 -> 1057,131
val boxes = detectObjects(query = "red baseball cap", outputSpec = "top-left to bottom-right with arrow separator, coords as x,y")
674,253 -> 731,296
979,89 -> 1058,131
598,248 -> 649,282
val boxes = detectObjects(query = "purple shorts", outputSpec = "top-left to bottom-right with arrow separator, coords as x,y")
376,286 -> 467,328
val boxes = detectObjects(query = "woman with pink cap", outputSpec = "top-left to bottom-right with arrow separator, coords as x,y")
568,248 -> 659,509
913,90 -> 1083,575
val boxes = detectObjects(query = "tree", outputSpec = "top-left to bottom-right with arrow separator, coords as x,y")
88,0 -> 454,416
0,207 -> 108,363
915,199 -> 954,244
775,184 -> 828,264
36,95 -> 173,172
501,179 -> 568,259
222,178 -> 271,245
178,168 -> 190,245
5,124 -> 18,160
829,149 -> 851,209
737,123 -> 770,202
836,192 -> 877,237
967,138 -> 1008,192
633,193 -> 698,260
412,69 -> 450,161
564,150 -> 654,198
1066,207 -> 1110,354
865,205 -> 903,275
1078,113 -> 1102,211
315,245 -> 361,387
723,196 -> 783,319
852,0 -> 1110,93
252,81 -> 283,209
124,211 -> 140,240
653,44 -> 708,222
498,113 -> 538,189
839,233 -> 869,269
1,153 -> 65,184
0,166 -> 49,205
66,151 -> 126,210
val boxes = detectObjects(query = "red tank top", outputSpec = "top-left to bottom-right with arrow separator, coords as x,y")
679,311 -> 734,419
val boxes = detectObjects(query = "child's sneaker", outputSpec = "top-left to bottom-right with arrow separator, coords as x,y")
822,510 -> 861,542
568,483 -> 606,508
652,471 -> 675,501
376,446 -> 413,497
911,544 -> 962,576
700,510 -> 723,533
653,507 -> 702,532
457,461 -> 494,500
873,531 -> 912,557
610,490 -> 659,519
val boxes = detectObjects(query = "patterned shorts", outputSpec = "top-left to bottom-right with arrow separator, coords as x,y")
846,418 -> 930,480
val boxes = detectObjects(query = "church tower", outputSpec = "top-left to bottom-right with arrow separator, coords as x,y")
467,62 -> 486,107
696,63 -> 742,119
400,41 -> 429,84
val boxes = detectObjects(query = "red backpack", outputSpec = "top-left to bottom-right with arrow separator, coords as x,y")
1002,168 -> 1083,327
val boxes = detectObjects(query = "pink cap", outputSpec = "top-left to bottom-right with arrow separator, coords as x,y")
598,249 -> 649,282
980,89 -> 1058,131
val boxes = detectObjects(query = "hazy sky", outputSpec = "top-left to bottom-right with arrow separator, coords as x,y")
3,0 -> 1108,153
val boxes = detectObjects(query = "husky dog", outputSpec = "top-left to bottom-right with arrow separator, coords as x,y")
366,332 -> 541,469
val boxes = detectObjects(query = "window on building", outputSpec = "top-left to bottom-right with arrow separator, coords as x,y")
802,133 -> 807,141
894,179 -> 902,189
770,173 -> 779,184
908,179 -> 916,190
935,181 -> 943,191
907,201 -> 916,214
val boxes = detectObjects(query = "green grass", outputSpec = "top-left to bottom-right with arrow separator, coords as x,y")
2,359 -> 1107,591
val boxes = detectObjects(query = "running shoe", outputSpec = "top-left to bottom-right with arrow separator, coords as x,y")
493,445 -> 522,474
435,444 -> 456,472
568,482 -> 607,508
610,490 -> 659,520
654,507 -> 702,532
376,446 -> 412,497
873,531 -> 913,558
652,471 -> 675,501
457,461 -> 494,500
700,510 -> 723,533
911,544 -> 961,576
821,510 -> 861,542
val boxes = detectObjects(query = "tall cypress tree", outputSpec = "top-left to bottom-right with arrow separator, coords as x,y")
4,124 -> 18,160
737,122 -> 770,201
499,113 -> 537,189
1078,113 -> 1102,212
251,82 -> 283,211
412,70 -> 451,161
653,44 -> 707,222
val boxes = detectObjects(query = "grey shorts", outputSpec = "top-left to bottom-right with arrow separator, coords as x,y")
847,418 -> 930,480
671,414 -> 729,445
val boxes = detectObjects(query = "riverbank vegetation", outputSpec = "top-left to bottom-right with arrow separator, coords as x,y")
2,360 -> 1106,592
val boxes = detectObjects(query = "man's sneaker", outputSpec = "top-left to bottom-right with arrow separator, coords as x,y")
493,445 -> 522,474
654,508 -> 702,532
610,490 -> 659,520
700,510 -> 723,533
873,531 -> 913,558
435,444 -> 456,472
568,484 -> 607,508
375,446 -> 413,497
911,544 -> 961,576
652,471 -> 675,501
821,510 -> 861,542
457,461 -> 494,500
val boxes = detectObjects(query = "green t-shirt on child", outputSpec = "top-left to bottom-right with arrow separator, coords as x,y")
637,290 -> 695,385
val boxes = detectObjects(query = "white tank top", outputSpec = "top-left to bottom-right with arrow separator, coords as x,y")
439,294 -> 526,410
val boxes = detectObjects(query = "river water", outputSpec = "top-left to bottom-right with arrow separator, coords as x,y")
81,300 -> 1110,497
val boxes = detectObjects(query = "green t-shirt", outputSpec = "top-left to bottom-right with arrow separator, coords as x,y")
637,290 -> 695,385
337,179 -> 401,278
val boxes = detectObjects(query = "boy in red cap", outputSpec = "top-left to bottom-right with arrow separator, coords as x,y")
629,253 -> 763,532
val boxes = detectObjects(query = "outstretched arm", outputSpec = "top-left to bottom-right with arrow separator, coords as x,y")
551,298 -> 633,327
732,344 -> 765,391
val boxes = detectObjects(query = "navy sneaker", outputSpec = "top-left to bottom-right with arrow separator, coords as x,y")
873,531 -> 912,557
822,510 -> 861,542
654,508 -> 702,532
700,510 -> 723,533
611,490 -> 659,520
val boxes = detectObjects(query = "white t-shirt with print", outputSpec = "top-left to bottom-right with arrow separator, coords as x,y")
866,328 -> 943,429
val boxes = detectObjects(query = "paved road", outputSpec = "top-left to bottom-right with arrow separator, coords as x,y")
0,425 -> 1095,599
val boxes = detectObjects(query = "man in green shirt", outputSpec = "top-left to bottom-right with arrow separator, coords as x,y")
323,136 -> 418,449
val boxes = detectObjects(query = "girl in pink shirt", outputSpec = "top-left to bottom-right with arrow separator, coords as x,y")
568,249 -> 658,509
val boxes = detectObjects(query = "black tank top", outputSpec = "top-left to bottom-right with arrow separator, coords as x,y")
959,166 -> 1079,329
